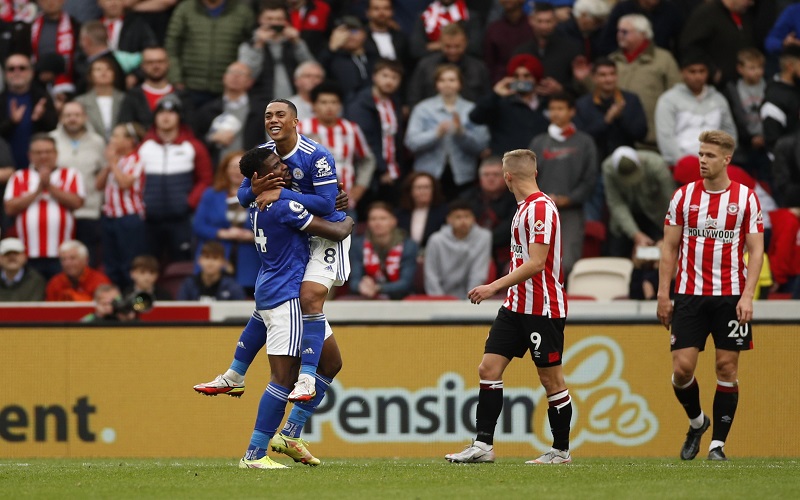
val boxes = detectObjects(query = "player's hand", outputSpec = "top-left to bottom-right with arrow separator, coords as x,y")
656,295 -> 673,330
467,284 -> 497,304
335,182 -> 349,211
736,296 -> 754,325
255,188 -> 281,210
251,171 -> 284,195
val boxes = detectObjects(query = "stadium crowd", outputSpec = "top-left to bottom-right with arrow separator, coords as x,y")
1,0 -> 800,305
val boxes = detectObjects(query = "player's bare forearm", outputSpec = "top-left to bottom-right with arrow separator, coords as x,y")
305,216 -> 354,242
468,260 -> 542,304
656,225 -> 681,329
738,232 -> 764,324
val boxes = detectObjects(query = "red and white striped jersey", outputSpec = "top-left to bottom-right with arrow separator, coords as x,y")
503,191 -> 567,318
3,167 -> 85,258
298,117 -> 370,193
374,96 -> 401,179
103,152 -> 146,218
665,180 -> 763,296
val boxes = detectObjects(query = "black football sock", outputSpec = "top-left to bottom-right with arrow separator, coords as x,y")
673,375 -> 703,421
711,380 -> 739,443
547,389 -> 572,451
475,380 -> 503,446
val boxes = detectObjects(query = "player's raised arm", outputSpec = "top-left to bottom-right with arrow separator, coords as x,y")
304,215 -> 355,242
280,178 -> 338,216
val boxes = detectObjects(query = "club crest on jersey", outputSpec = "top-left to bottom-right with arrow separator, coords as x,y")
533,219 -> 546,234
704,215 -> 718,229
727,203 -> 739,215
289,201 -> 305,213
315,157 -> 332,178
293,168 -> 304,180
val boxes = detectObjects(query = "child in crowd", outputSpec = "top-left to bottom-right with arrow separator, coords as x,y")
125,255 -> 173,301
724,48 -> 769,179
177,241 -> 245,301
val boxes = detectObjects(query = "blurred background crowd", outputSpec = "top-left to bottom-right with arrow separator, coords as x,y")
1,0 -> 799,309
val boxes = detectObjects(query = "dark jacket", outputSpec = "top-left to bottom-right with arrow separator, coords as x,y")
117,15 -> 158,54
176,273 -> 246,301
771,132 -> 800,207
599,0 -> 686,54
557,16 -> 606,61
317,49 -> 375,103
395,203 -> 448,249
574,89 -> 648,160
469,91 -> 549,156
0,83 -> 59,168
0,266 -> 46,301
407,52 -> 490,107
118,86 -> 194,130
761,79 -> 800,151
458,185 -> 518,253
513,33 -> 583,88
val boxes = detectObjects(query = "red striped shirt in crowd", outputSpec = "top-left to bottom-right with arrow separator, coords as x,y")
298,117 -> 370,194
503,191 -> 567,318
665,180 -> 763,296
103,152 -> 145,218
374,96 -> 401,180
3,166 -> 85,258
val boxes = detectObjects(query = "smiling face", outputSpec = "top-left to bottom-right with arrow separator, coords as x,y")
264,101 -> 298,142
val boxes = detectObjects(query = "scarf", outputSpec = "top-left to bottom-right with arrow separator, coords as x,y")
31,13 -> 75,94
374,95 -> 400,179
363,239 -> 403,282
547,123 -> 576,142
0,0 -> 35,22
623,40 -> 649,63
422,0 -> 468,42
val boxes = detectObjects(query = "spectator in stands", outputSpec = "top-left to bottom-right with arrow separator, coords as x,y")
80,283 -> 141,322
609,14 -> 681,148
395,172 -> 448,251
50,101 -> 106,267
512,3 -> 584,97
0,237 -> 46,301
139,94 -> 212,263
124,0 -> 178,46
74,57 -> 125,141
194,61 -> 254,165
348,201 -> 417,300
176,240 -> 246,301
239,0 -> 314,148
98,0 -> 158,60
73,20 -> 127,94
764,3 -> 800,57
3,134 -> 84,280
529,92 -> 597,278
318,15 -> 375,103
483,0 -> 534,84
575,57 -> 647,161
557,0 -> 611,63
20,0 -> 80,97
459,156 -> 518,273
772,128 -> 800,207
469,54 -> 549,157
345,58 -> 405,209
599,0 -> 685,55
1,54 -> 59,170
119,47 -> 191,130
407,22 -> 489,106
766,202 -> 800,299
165,0 -> 253,108
46,240 -> 111,301
679,0 -> 756,86
192,150 -> 258,294
96,122 -> 146,289
761,46 -> 800,152
655,54 -> 738,166
723,48 -> 768,178
364,0 -> 411,75
287,0 -> 332,56
409,0 -> 482,61
125,254 -> 173,301
405,64 -> 489,200
603,146 -> 674,258
424,199 -> 491,298
288,61 -> 325,121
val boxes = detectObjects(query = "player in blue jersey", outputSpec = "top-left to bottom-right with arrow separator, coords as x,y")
227,147 -> 353,469
237,98 -> 351,403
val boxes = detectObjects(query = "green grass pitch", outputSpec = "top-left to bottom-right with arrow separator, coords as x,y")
2,457 -> 800,499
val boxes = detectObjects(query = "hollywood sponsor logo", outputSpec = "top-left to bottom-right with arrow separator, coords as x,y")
303,336 -> 658,451
687,228 -> 735,242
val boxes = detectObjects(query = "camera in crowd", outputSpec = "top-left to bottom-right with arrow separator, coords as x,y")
112,291 -> 155,315
509,80 -> 534,94
270,24 -> 284,33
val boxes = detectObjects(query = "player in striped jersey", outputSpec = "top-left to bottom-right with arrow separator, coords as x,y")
446,149 -> 572,465
657,130 -> 764,461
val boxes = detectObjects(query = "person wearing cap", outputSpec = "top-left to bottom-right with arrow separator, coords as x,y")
138,93 -> 212,263
469,53 -> 549,156
654,53 -> 738,166
575,57 -> 647,161
603,146 -> 674,257
318,15 -> 376,103
0,237 -> 46,301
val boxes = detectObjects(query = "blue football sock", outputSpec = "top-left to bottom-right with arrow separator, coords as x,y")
231,311 -> 267,376
281,373 -> 332,438
246,383 -> 289,458
299,314 -> 325,376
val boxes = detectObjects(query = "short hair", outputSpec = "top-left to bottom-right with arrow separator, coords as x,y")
680,51 -> 709,70
259,0 -> 289,16
293,61 -> 324,80
131,254 -> 160,273
29,133 -> 56,149
213,149 -> 246,191
87,56 -> 121,89
81,20 -> 108,45
502,149 -> 538,178
447,199 -> 474,216
61,100 -> 86,115
94,283 -> 120,300
367,200 -> 396,217
310,80 -> 344,104
59,240 -> 89,258
440,22 -> 466,39
267,98 -> 298,118
573,0 -> 610,19
737,47 -> 764,66
398,172 -> 445,211
619,14 -> 653,40
434,63 -> 462,86
5,52 -> 31,69
373,58 -> 404,77
698,130 -> 736,155
479,155 -> 503,172
532,2 -> 555,14
239,146 -> 275,179
548,91 -> 576,109
200,241 -> 225,258
592,56 -> 617,74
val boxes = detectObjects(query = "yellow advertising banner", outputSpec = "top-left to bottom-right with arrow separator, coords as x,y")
1,324 -> 798,458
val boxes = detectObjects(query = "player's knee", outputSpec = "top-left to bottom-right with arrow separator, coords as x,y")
715,361 -> 737,381
319,355 -> 342,379
478,362 -> 501,381
300,286 -> 326,314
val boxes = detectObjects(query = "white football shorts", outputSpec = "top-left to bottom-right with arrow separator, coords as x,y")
304,234 -> 351,290
256,299 -> 333,356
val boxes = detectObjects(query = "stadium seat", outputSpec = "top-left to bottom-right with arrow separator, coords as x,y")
567,257 -> 634,301
158,260 -> 196,300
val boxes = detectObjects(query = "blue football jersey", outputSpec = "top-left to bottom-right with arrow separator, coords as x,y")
259,135 -> 346,223
250,199 -> 314,310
